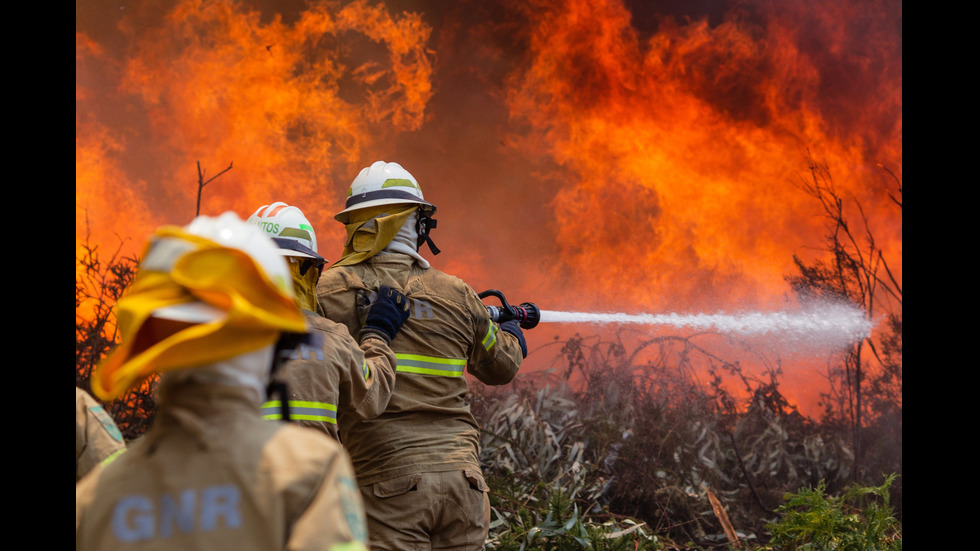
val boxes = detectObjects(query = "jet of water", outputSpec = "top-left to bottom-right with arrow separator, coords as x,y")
538,300 -> 873,351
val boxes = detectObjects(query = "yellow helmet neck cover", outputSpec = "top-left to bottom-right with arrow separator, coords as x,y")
288,257 -> 320,312
332,204 -> 417,268
92,225 -> 307,402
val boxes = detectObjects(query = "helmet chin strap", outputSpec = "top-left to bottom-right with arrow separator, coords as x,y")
416,207 -> 441,255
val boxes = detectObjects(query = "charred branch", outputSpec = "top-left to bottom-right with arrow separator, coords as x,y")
195,161 -> 234,217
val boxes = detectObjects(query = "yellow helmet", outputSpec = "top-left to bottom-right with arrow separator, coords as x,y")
91,212 -> 308,401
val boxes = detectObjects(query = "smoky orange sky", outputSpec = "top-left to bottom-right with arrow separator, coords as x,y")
77,0 -> 902,417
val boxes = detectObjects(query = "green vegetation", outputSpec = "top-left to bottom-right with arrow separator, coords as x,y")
764,475 -> 902,551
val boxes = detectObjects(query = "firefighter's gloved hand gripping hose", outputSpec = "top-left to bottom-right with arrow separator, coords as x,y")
479,289 -> 540,358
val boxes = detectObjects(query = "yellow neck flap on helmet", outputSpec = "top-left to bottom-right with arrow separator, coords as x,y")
92,225 -> 307,402
332,204 -> 417,268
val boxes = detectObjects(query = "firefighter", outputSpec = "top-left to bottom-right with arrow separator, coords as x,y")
76,386 -> 126,482
246,201 -> 408,441
317,161 -> 529,550
76,212 -> 370,551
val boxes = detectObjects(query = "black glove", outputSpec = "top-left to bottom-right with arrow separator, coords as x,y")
358,286 -> 411,344
500,320 -> 527,358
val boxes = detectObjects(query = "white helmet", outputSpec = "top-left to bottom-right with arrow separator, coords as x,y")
183,211 -> 292,283
141,211 -> 296,323
247,202 -> 325,265
334,161 -> 437,224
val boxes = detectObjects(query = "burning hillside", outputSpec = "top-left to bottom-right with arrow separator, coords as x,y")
77,0 -> 902,417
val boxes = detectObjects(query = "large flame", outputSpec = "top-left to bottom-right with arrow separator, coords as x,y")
77,0 -> 433,260
76,0 -> 901,417
502,0 -> 901,314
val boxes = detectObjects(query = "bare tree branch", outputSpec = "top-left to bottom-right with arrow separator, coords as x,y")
876,163 -> 903,209
789,150 -> 902,481
196,161 -> 234,217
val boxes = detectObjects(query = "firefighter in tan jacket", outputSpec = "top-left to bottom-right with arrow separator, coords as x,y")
246,202 -> 406,441
317,161 -> 530,550
76,386 -> 126,482
75,212 -> 375,551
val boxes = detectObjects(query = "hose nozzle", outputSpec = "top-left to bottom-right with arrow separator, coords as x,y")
479,289 -> 540,329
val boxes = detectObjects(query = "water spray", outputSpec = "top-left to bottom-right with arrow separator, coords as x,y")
481,290 -> 873,350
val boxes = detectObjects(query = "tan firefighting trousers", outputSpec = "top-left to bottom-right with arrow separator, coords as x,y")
359,470 -> 490,551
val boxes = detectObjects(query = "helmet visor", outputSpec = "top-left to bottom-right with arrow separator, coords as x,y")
271,237 -> 325,267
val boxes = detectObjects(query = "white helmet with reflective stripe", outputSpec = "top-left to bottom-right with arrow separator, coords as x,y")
334,161 -> 437,224
247,202 -> 324,264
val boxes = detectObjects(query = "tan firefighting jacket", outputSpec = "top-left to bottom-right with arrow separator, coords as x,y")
316,252 -> 524,486
75,378 -> 368,551
76,386 -> 126,482
262,309 -> 397,441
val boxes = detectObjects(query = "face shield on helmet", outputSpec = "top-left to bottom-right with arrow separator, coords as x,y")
90,212 -> 309,402
334,161 -> 440,255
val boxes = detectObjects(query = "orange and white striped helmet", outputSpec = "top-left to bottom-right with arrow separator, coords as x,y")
247,202 -> 324,264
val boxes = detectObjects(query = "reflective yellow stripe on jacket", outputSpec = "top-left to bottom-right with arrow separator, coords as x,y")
395,354 -> 466,377
261,400 -> 338,423
482,322 -> 498,351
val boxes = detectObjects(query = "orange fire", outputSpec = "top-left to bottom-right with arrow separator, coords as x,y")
76,0 -> 901,417
77,0 -> 433,262
503,0 -> 901,313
